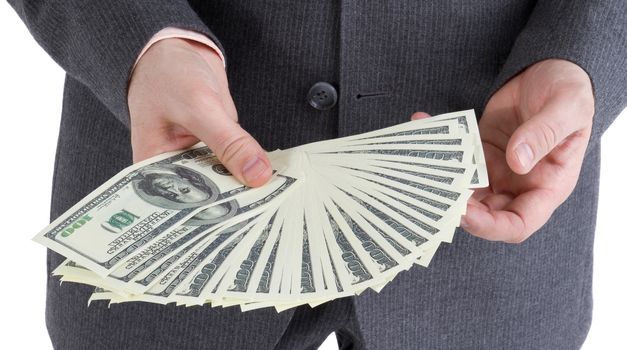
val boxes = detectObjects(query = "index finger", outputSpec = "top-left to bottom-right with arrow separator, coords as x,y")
461,188 -> 558,243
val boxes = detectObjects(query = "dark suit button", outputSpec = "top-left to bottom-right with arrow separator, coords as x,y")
306,82 -> 337,110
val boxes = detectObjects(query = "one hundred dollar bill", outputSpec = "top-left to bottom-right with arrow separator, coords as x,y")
39,109 -> 488,311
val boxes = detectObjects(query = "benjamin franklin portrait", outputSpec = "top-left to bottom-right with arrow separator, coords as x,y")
133,164 -> 219,210
183,199 -> 239,227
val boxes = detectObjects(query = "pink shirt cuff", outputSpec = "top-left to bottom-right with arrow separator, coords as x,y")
134,27 -> 226,69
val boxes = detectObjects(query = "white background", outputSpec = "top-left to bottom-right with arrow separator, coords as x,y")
1,4 -> 625,349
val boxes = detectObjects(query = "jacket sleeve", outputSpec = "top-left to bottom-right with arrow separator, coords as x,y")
8,0 -> 225,128
488,0 -> 626,146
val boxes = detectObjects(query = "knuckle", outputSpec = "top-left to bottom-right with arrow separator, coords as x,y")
505,217 -> 529,244
216,133 -> 254,165
534,119 -> 559,154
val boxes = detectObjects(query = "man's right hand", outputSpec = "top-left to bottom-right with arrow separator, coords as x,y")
128,38 -> 271,187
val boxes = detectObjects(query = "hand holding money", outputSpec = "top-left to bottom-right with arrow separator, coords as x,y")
35,110 -> 488,312
462,59 -> 594,243
128,37 -> 272,187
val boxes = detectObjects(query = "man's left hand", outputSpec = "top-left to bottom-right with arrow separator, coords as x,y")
460,59 -> 594,243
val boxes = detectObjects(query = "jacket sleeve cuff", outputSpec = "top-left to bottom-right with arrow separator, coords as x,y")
9,1 -> 227,129
487,1 -> 626,146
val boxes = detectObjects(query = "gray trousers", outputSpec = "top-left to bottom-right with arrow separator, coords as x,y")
274,298 -> 364,350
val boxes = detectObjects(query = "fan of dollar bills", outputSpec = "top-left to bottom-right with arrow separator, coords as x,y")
35,109 -> 487,312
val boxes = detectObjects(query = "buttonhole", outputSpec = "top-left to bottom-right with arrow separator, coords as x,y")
355,91 -> 390,100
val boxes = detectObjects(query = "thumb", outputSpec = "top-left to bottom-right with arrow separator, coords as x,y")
190,110 -> 272,188
506,95 -> 583,174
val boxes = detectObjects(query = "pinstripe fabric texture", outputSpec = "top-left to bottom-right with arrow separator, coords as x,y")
9,0 -> 626,349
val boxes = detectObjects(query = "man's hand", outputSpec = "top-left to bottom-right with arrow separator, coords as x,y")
128,38 -> 272,187
462,59 -> 595,243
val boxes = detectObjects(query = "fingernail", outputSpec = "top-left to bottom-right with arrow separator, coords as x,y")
515,143 -> 534,170
242,156 -> 268,184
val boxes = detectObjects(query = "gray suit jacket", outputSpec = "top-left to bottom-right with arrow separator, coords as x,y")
10,1 -> 626,349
